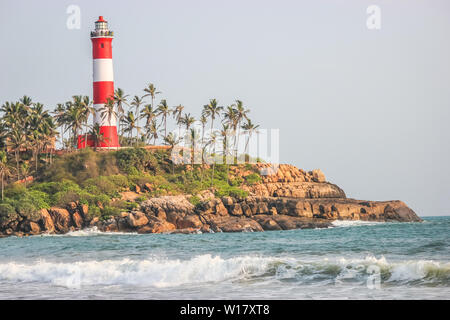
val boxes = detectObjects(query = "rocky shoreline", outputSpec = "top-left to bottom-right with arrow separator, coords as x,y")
0,164 -> 422,237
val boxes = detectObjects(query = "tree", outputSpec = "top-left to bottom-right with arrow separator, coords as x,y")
121,111 -> 141,145
233,100 -> 250,159
241,119 -> 259,162
114,88 -> 129,136
156,99 -> 171,141
180,113 -> 196,131
0,151 -> 11,200
89,123 -> 107,151
146,119 -> 159,145
143,83 -> 161,112
202,99 -> 223,133
6,128 -> 27,181
206,131 -> 219,187
163,132 -> 180,173
131,95 -> 145,132
173,104 -> 184,137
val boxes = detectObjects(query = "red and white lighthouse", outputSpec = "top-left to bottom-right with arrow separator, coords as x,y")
79,16 -> 119,148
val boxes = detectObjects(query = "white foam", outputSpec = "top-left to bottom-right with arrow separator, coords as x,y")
38,227 -> 137,237
331,220 -> 385,228
0,254 -> 447,288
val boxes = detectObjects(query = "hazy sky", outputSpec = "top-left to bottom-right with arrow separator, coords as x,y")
1,0 -> 449,216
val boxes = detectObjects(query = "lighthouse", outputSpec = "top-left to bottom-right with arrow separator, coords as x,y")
79,16 -> 119,149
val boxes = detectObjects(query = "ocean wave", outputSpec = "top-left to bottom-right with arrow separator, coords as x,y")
0,255 -> 448,288
37,227 -> 137,237
331,220 -> 385,228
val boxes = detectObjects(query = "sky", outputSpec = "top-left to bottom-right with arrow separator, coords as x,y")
0,0 -> 449,216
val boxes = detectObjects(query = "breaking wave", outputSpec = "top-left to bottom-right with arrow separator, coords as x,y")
0,254 -> 448,289
38,227 -> 137,237
331,220 -> 385,228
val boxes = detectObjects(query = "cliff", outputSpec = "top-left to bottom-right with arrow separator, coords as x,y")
0,164 -> 421,237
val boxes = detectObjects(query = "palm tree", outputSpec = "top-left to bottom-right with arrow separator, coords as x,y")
156,99 -> 171,141
100,98 -> 117,127
114,88 -> 129,136
147,119 -> 159,145
206,131 -> 219,187
199,114 -> 208,179
143,83 -> 161,112
89,123 -> 107,151
6,128 -> 27,181
140,104 -> 157,144
233,100 -> 250,159
53,103 -> 67,149
163,132 -> 179,173
180,113 -> 196,131
121,111 -> 141,144
220,123 -> 232,183
202,99 -> 223,133
0,151 -> 11,200
131,95 -> 145,128
223,105 -> 237,164
173,104 -> 184,137
241,119 -> 259,162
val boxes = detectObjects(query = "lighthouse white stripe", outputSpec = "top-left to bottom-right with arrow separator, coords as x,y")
93,103 -> 117,126
93,59 -> 114,82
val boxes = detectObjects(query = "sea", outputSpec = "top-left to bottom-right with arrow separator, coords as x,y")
0,216 -> 448,300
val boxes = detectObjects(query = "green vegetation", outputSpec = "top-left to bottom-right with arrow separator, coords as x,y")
0,148 -> 260,222
0,83 -> 263,223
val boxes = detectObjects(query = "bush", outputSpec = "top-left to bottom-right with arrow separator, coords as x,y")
245,173 -> 261,185
101,206 -> 121,220
16,200 -> 40,221
106,175 -> 130,190
83,176 -> 118,197
115,148 -> 158,173
0,203 -> 18,225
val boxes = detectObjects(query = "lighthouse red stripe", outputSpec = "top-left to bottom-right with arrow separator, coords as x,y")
92,38 -> 113,59
93,81 -> 114,104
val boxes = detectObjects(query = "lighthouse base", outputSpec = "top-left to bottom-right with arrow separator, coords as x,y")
77,126 -> 120,149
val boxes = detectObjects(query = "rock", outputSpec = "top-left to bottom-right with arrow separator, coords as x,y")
22,221 -> 41,235
270,207 -> 278,216
48,207 -> 72,233
143,183 -> 153,192
72,212 -> 84,229
229,204 -> 243,216
311,169 -> 326,183
177,215 -> 203,229
222,196 -> 233,206
80,204 -> 89,217
126,211 -> 149,228
137,220 -> 176,234
38,209 -> 55,233
98,218 -> 118,232
89,217 -> 99,227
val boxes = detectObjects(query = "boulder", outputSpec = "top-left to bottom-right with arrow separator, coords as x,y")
49,207 -> 72,233
38,208 -> 55,233
177,215 -> 203,229
126,211 -> 149,228
137,220 -> 176,234
71,212 -> 84,229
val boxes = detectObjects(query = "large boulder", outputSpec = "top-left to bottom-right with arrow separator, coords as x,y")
177,215 -> 203,229
38,208 -> 55,233
126,211 -> 149,228
48,207 -> 72,233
